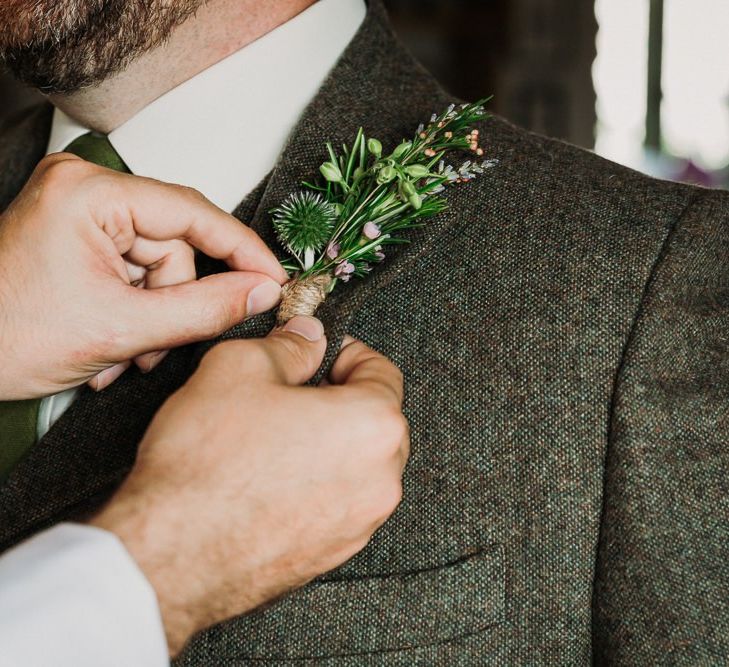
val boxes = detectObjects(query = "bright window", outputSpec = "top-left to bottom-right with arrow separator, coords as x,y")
594,0 -> 729,177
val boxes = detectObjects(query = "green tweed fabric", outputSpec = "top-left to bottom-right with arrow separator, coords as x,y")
0,1 -> 726,664
0,133 -> 129,480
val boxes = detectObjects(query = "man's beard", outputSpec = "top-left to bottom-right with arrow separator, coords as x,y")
0,0 -> 206,94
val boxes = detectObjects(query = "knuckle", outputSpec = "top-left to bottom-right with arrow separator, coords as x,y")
373,481 -> 403,520
354,342 -> 384,368
201,340 -> 275,385
198,297 -> 236,336
334,339 -> 371,371
197,340 -> 259,385
201,339 -> 246,367
77,321 -> 124,366
34,154 -> 63,175
352,535 -> 373,555
173,183 -> 207,203
336,536 -> 372,565
374,409 -> 408,456
36,155 -> 96,192
401,424 -> 412,458
342,338 -> 369,358
36,152 -> 76,172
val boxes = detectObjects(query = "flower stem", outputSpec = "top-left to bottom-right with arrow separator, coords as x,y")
277,274 -> 333,325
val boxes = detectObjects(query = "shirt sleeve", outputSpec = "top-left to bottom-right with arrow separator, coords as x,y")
0,523 -> 169,667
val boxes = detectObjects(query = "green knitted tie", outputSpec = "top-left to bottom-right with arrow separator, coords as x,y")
0,132 -> 130,480
63,132 -> 130,172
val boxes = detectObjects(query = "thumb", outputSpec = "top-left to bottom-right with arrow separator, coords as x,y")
115,271 -> 282,358
254,316 -> 328,385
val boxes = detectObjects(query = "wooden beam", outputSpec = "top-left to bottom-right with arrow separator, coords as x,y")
646,0 -> 664,150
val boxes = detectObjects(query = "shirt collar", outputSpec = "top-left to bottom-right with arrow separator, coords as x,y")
46,0 -> 366,213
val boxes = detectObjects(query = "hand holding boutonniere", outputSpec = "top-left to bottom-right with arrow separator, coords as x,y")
271,99 -> 497,324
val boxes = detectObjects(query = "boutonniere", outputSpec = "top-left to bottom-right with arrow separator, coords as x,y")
272,99 -> 497,324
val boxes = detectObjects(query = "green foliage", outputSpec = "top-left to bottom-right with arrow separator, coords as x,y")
271,98 -> 496,282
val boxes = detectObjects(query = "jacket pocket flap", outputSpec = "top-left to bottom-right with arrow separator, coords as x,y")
200,544 -> 505,660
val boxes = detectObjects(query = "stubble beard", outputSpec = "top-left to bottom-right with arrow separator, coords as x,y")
0,0 -> 207,94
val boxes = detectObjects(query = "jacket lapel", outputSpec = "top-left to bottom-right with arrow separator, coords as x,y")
0,104 -> 53,211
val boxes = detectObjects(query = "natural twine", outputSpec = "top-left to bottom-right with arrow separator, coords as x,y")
276,274 -> 333,325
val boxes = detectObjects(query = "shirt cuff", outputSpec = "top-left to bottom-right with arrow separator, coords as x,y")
0,523 -> 169,667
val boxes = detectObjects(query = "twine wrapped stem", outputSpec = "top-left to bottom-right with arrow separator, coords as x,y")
276,274 -> 333,325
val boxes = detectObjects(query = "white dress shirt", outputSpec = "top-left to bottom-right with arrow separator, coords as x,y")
1,1 -> 366,665
0,525 -> 168,667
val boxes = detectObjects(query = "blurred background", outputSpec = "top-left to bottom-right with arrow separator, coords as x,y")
2,0 -> 728,187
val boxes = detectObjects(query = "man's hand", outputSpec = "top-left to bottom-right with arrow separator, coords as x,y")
0,153 -> 287,399
91,316 -> 409,655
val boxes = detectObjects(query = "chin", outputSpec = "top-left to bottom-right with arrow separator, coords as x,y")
0,0 -> 206,94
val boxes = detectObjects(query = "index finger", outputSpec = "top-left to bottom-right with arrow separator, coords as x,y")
98,171 -> 287,283
328,337 -> 404,408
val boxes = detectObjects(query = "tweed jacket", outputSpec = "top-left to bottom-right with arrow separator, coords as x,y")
0,2 -> 727,665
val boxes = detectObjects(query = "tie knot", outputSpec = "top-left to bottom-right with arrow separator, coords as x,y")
63,132 -> 130,173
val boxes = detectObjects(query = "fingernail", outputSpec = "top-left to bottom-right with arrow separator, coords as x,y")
142,350 -> 169,373
92,361 -> 131,391
247,280 -> 282,315
282,316 -> 324,342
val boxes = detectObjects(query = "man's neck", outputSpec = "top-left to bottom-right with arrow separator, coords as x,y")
49,0 -> 316,133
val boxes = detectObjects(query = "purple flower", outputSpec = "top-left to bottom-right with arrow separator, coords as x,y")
326,242 -> 341,259
363,221 -> 381,240
335,260 -> 356,282
375,251 -> 386,261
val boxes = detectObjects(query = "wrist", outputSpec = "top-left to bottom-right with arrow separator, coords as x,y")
89,489 -> 201,655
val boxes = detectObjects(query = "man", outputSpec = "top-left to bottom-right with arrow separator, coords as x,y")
1,0 -> 727,664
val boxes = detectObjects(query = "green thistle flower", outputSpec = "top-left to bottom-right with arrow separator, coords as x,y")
272,192 -> 338,269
